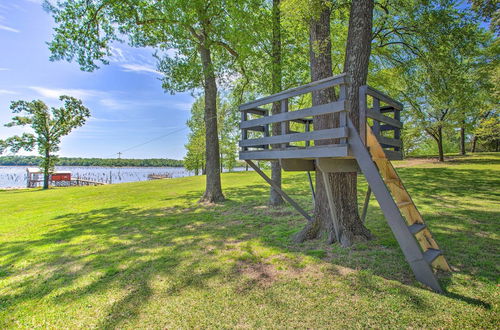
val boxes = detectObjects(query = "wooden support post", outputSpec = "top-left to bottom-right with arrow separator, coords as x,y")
307,171 -> 315,205
246,160 -> 312,222
316,159 -> 341,243
361,185 -> 371,223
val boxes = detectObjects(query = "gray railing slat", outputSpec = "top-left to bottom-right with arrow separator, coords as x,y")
239,73 -> 349,110
366,86 -> 404,110
240,100 -> 347,129
240,127 -> 348,148
239,144 -> 349,160
377,136 -> 403,148
366,109 -> 403,128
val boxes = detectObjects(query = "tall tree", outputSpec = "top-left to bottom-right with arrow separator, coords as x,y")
44,0 -> 257,202
185,95 -> 239,175
0,96 -> 90,189
269,0 -> 285,206
294,0 -> 373,246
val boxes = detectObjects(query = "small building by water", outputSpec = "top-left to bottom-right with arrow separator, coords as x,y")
26,168 -> 71,188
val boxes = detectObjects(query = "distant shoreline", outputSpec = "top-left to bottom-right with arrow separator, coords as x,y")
0,156 -> 184,168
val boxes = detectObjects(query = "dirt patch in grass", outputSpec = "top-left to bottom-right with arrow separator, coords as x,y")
236,261 -> 279,288
394,158 -> 441,168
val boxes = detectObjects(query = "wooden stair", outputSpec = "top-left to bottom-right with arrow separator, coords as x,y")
365,124 -> 451,272
348,118 -> 449,292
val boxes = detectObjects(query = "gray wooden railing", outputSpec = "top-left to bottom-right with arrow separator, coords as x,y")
239,74 -> 404,161
359,85 -> 403,160
239,73 -> 350,160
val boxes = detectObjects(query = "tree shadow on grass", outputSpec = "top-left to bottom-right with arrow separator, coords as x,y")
0,165 -> 497,325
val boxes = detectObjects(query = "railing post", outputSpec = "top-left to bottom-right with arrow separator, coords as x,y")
372,98 -> 381,137
263,111 -> 270,149
280,99 -> 289,148
339,84 -> 347,144
305,120 -> 311,147
394,108 -> 401,152
241,110 -> 248,151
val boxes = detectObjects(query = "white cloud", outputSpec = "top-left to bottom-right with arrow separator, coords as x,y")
109,45 -> 127,62
0,24 -> 19,33
0,89 -> 17,95
29,86 -> 102,100
176,101 -> 194,111
88,116 -> 127,123
0,68 -> 9,71
120,63 -> 162,76
99,98 -> 123,110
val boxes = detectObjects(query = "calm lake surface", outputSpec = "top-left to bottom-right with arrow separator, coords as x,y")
0,166 -> 246,188
0,166 -> 245,188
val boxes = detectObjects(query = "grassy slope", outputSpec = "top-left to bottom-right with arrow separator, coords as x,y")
0,153 -> 498,328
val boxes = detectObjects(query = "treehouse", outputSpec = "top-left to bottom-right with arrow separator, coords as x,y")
238,73 -> 451,292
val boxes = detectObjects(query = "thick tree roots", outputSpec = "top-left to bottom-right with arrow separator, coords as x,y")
294,214 -> 372,247
199,190 -> 225,204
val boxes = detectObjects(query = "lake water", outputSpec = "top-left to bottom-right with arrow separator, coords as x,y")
0,166 -> 246,188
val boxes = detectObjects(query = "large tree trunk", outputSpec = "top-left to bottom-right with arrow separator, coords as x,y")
269,0 -> 284,206
460,121 -> 466,155
294,0 -> 372,246
294,3 -> 336,244
43,149 -> 50,190
437,126 -> 444,162
199,44 -> 225,203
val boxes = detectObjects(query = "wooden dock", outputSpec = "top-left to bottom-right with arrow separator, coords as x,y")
70,179 -> 106,186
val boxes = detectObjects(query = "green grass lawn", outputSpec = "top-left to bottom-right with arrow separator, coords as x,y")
0,153 -> 498,328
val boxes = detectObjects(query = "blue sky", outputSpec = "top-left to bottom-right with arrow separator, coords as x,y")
0,0 -> 194,160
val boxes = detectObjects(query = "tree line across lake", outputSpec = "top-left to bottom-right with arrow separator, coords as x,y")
0,156 -> 183,168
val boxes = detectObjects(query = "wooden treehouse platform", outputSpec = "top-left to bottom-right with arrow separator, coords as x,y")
238,73 -> 451,293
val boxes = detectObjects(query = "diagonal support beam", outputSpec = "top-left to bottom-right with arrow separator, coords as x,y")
246,160 -> 312,222
361,186 -> 372,224
307,171 -> 315,205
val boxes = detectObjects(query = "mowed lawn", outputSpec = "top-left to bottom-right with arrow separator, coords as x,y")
0,153 -> 498,328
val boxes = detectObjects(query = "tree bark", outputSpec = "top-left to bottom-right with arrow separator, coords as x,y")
471,135 -> 478,153
294,0 -> 373,246
294,3 -> 336,243
43,149 -> 50,189
199,44 -> 225,203
334,0 -> 374,245
269,0 -> 284,206
437,126 -> 444,162
460,121 -> 466,155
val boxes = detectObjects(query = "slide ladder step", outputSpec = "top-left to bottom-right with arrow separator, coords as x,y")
423,248 -> 442,264
397,201 -> 412,208
408,223 -> 426,235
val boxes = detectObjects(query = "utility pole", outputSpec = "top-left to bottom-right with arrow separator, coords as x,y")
117,152 -> 122,159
